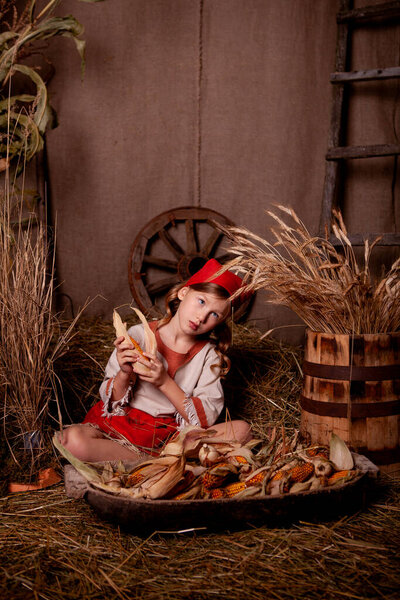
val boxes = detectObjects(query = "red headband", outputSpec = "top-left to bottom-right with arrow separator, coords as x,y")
185,259 -> 244,299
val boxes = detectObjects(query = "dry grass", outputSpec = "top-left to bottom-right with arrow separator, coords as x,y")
219,207 -> 400,334
1,464 -> 399,600
1,321 -> 400,599
0,168 -> 83,458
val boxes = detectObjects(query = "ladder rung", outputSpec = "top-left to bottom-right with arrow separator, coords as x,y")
331,66 -> 400,83
337,1 -> 400,24
328,233 -> 400,246
326,144 -> 400,160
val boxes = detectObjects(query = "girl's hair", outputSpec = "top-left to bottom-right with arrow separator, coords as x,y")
157,282 -> 232,376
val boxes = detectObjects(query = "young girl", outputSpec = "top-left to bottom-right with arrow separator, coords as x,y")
60,259 -> 251,461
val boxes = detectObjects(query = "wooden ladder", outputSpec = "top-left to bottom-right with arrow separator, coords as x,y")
319,0 -> 400,246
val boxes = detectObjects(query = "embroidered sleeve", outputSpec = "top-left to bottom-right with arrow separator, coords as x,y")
184,346 -> 224,427
175,394 -> 209,429
100,376 -> 131,417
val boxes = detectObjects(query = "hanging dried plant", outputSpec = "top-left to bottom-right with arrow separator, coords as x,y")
0,0 -> 105,172
218,206 -> 400,334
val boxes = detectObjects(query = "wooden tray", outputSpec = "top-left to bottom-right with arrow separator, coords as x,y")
64,453 -> 379,533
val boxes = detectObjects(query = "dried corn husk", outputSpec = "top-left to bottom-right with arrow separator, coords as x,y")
113,308 -> 156,375
144,456 -> 186,499
198,444 -> 222,467
268,478 -> 286,496
329,433 -> 354,471
202,462 -> 238,490
160,426 -> 212,458
120,454 -> 186,499
132,307 -> 157,356
243,466 -> 270,485
225,447 -> 257,466
52,434 -> 123,494
310,458 -> 333,478
289,480 -> 313,494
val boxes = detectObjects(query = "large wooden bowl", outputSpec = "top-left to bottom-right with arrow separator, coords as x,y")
64,453 -> 379,534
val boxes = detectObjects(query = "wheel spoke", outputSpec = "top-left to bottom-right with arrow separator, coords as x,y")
143,255 -> 178,270
202,229 -> 222,256
214,252 -> 235,264
159,228 -> 185,259
185,219 -> 197,254
147,275 -> 180,296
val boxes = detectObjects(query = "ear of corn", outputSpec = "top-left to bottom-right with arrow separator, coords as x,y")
231,455 -> 249,464
306,447 -> 329,459
222,482 -> 247,498
173,485 -> 202,500
209,488 -> 225,500
132,307 -> 157,356
164,470 -> 195,499
272,470 -> 285,481
113,308 -> 157,375
129,336 -> 145,356
289,462 -> 314,483
126,466 -> 148,487
327,470 -> 352,485
202,463 -> 237,490
245,470 -> 268,486
202,473 -> 229,490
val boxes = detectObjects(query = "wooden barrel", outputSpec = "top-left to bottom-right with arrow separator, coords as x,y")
300,330 -> 400,475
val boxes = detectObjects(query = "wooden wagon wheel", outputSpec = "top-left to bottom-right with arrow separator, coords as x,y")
128,206 -> 251,319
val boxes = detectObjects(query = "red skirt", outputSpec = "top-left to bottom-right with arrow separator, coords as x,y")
82,401 -> 177,453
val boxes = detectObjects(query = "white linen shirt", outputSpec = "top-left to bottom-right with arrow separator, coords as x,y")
99,322 -> 225,428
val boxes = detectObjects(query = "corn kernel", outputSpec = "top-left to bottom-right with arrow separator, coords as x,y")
289,462 -> 314,483
246,471 -> 267,486
272,470 -> 284,481
210,488 -> 225,499
327,470 -> 350,485
232,455 -> 249,464
126,466 -> 147,486
223,482 -> 246,498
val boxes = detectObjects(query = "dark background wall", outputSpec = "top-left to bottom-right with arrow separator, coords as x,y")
44,0 -> 399,343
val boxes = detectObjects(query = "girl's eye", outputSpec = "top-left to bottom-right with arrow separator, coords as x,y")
212,312 -> 219,319
198,298 -> 205,305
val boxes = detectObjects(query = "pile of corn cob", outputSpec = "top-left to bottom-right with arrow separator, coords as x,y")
54,426 -> 360,501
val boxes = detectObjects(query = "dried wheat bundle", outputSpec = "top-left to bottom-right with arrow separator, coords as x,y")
0,195 -> 85,452
220,206 -> 400,334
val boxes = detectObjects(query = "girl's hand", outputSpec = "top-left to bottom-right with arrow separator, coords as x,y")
114,336 -> 139,375
136,352 -> 169,387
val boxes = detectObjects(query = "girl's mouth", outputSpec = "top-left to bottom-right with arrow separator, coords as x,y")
189,321 -> 199,331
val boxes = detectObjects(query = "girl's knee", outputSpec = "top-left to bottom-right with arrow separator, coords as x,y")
60,425 -> 95,461
231,419 -> 252,443
209,419 -> 252,444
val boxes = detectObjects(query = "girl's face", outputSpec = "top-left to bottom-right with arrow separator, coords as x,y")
176,287 -> 230,336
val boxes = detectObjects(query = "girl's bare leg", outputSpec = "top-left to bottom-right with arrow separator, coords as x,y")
208,420 -> 252,444
57,424 -> 143,462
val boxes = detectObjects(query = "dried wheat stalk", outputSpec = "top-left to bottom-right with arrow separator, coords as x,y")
0,175 -> 85,451
220,206 -> 400,334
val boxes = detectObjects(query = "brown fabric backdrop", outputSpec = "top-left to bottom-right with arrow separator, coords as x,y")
45,0 -> 399,343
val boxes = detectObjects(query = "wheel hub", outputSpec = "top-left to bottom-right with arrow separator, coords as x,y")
177,254 -> 208,281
